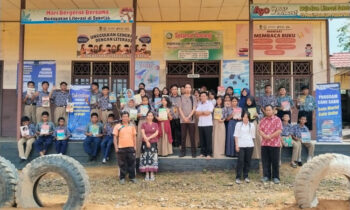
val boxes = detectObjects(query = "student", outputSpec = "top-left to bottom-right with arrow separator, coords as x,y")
179,84 -> 197,158
196,92 -> 214,158
136,96 -> 152,158
225,97 -> 241,157
122,99 -> 137,126
292,115 -> 315,162
18,116 -> 36,160
225,86 -> 234,97
208,90 -> 216,106
169,84 -> 182,147
276,86 -> 294,123
83,113 -> 103,161
34,111 -> 55,156
140,111 -> 159,181
113,111 -> 137,185
281,114 -> 301,168
156,97 -> 173,157
35,81 -> 51,123
162,87 -> 169,96
54,117 -> 71,155
234,111 -> 255,184
239,88 -> 250,109
99,86 -> 114,124
151,87 -> 162,110
259,105 -> 283,184
50,82 -> 70,125
23,81 -> 37,123
297,86 -> 316,130
87,82 -> 102,118
223,95 -> 232,136
138,83 -> 146,91
259,84 -> 277,115
212,96 -> 226,158
101,114 -> 115,163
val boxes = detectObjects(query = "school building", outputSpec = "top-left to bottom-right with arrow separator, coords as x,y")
0,0 -> 349,137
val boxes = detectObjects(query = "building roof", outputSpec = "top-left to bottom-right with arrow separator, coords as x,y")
330,52 -> 350,68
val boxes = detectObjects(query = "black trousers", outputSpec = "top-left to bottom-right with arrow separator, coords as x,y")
298,110 -> 313,130
236,147 -> 254,179
277,110 -> 291,123
181,123 -> 196,155
261,146 -> 280,180
171,118 -> 182,147
199,126 -> 213,156
117,147 -> 136,180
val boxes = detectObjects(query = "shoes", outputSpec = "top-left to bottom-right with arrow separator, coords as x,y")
106,157 -> 110,161
235,179 -> 242,184
119,179 -> 125,185
297,161 -> 303,167
290,162 -> 297,168
192,154 -> 197,158
261,177 -> 269,183
273,178 -> 280,184
89,156 -> 94,161
149,176 -> 155,181
130,179 -> 138,184
179,153 -> 185,157
144,177 -> 150,181
244,178 -> 250,183
102,158 -> 106,164
307,156 -> 312,162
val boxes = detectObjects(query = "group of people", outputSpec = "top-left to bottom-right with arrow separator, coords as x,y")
18,80 -> 317,184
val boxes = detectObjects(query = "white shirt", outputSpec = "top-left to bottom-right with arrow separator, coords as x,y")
196,100 -> 214,127
234,122 -> 255,148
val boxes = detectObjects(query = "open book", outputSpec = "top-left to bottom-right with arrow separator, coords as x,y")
20,126 -> 30,137
214,108 -> 223,120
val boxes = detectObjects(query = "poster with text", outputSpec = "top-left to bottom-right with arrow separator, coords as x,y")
135,61 -> 160,91
20,61 -> 56,92
77,25 -> 151,58
236,24 -> 313,57
221,60 -> 249,95
68,85 -> 91,140
316,83 -> 342,143
164,30 -> 223,60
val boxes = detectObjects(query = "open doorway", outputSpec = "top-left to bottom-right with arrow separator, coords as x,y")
194,78 -> 219,92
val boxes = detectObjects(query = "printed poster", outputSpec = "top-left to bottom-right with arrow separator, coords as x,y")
316,83 -> 342,143
77,26 -> 151,58
221,60 -> 249,93
20,61 -> 56,92
135,61 -> 160,91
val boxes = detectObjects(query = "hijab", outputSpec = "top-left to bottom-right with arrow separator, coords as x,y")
239,88 -> 250,108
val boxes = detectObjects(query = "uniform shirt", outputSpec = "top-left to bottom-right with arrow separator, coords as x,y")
54,125 -> 71,139
292,124 -> 310,139
35,122 -> 55,134
234,122 -> 255,148
169,95 -> 181,119
179,95 -> 197,123
85,122 -> 103,135
36,90 -> 50,107
90,91 -> 102,109
98,95 -> 112,111
137,105 -> 152,120
259,94 -> 277,108
299,95 -> 316,112
23,91 -> 36,105
113,124 -> 136,148
196,100 -> 214,127
282,123 -> 293,136
21,123 -> 36,137
276,95 -> 294,110
141,122 -> 159,143
104,122 -> 114,136
259,115 -> 282,147
51,90 -> 70,107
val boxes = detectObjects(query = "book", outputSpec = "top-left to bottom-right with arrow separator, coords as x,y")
140,105 -> 149,117
301,132 -> 311,143
40,124 -> 50,135
233,107 -> 242,119
248,107 -> 257,120
129,109 -> 137,121
154,98 -> 161,109
56,129 -> 66,140
120,98 -> 126,106
134,94 -> 142,105
298,95 -> 306,106
282,136 -> 293,147
27,88 -> 35,97
20,126 -> 30,137
217,86 -> 225,96
109,92 -> 117,103
42,96 -> 50,107
90,95 -> 97,105
281,101 -> 291,111
214,108 -> 223,120
158,108 -> 168,121
90,125 -> 99,137
66,102 -> 74,113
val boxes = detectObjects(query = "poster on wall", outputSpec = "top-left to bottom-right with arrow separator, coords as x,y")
221,60 -> 249,97
164,30 -> 223,60
236,24 -> 313,57
68,85 -> 91,140
20,61 -> 56,92
316,83 -> 342,143
135,61 -> 160,91
77,25 -> 151,58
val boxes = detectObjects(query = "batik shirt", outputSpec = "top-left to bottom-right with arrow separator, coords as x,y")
36,91 -> 50,107
259,115 -> 282,147
51,90 -> 70,107
292,124 -> 309,139
98,95 -> 112,111
282,123 -> 293,136
299,95 -> 316,112
259,94 -> 277,108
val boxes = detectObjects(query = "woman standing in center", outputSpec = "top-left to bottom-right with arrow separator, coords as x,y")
225,96 -> 242,157
156,96 -> 173,156
212,96 -> 226,158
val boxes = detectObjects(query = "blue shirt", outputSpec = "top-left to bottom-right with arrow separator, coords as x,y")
277,95 -> 294,110
98,95 -> 112,111
54,125 -> 71,139
86,122 -> 103,135
299,95 -> 316,112
35,122 -> 55,135
259,94 -> 277,108
90,91 -> 102,109
23,91 -> 36,105
104,122 -> 114,136
51,90 -> 70,107
292,124 -> 309,139
21,123 -> 36,137
282,123 -> 293,136
36,91 -> 50,107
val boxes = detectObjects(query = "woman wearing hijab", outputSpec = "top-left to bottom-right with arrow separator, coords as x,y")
239,88 -> 250,109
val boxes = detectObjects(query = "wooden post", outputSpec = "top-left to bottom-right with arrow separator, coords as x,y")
17,0 -> 26,140
129,0 -> 137,90
249,0 -> 254,96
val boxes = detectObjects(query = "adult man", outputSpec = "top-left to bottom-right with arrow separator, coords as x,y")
169,84 -> 182,147
179,84 -> 197,158
113,111 -> 137,184
259,84 -> 277,114
86,82 -> 102,119
35,81 -> 51,122
50,81 -> 70,125
196,92 -> 214,158
297,86 -> 316,130
259,105 -> 282,184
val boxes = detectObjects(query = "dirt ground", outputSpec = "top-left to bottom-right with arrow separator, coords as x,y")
5,163 -> 350,210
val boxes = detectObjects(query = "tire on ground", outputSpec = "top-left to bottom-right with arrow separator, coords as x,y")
0,155 -> 18,208
16,154 -> 90,210
294,153 -> 350,208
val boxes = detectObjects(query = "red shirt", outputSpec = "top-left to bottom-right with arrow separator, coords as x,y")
141,122 -> 159,143
259,115 -> 282,147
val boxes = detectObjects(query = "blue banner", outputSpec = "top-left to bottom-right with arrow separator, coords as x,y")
316,83 -> 342,142
68,85 -> 91,140
221,60 -> 249,94
20,61 -> 56,92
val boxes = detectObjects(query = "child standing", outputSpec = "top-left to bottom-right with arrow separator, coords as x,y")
281,114 -> 301,168
54,117 -> 71,155
34,111 -> 55,156
212,96 -> 226,158
156,97 -> 173,157
225,97 -> 242,157
99,86 -> 114,124
101,114 -> 115,163
136,96 -> 152,158
83,113 -> 104,161
276,86 -> 294,123
23,81 -> 36,123
18,116 -> 36,160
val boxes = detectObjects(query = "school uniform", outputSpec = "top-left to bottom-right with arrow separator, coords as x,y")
54,125 -> 71,154
18,123 -> 36,159
90,91 -> 102,117
282,123 -> 301,163
196,100 -> 214,157
51,90 -> 70,125
36,91 -> 51,122
276,95 -> 294,123
169,95 -> 182,147
100,122 -> 115,160
83,122 -> 103,158
292,124 -> 315,158
34,122 -> 55,154
23,91 -> 36,123
297,95 -> 316,130
98,95 -> 113,124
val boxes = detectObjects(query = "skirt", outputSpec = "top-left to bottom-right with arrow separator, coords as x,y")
158,122 -> 173,156
212,120 -> 226,158
139,142 -> 158,173
225,119 -> 238,157
136,119 -> 147,158
251,120 -> 261,159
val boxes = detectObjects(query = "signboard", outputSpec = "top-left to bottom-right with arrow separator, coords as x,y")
77,26 -> 151,58
21,8 -> 134,24
316,83 -> 342,143
20,61 -> 56,92
236,24 -> 313,57
221,60 -> 249,95
187,74 -> 200,78
68,85 -> 91,140
164,30 -> 223,60
251,4 -> 350,19
134,61 -> 160,91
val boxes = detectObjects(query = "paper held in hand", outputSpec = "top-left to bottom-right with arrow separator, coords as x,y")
248,108 -> 257,120
281,101 -> 291,111
56,129 -> 66,140
140,105 -> 149,117
298,95 -> 306,106
214,108 -> 223,120
301,132 -> 311,143
20,126 -> 30,137
129,109 -> 137,121
40,124 -> 50,135
66,103 -> 74,113
217,86 -> 225,96
27,88 -> 35,97
109,92 -> 117,103
134,94 -> 142,105
90,95 -> 97,105
158,108 -> 168,121
90,125 -> 99,137
42,96 -> 50,107
282,136 -> 293,147
233,107 -> 242,119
